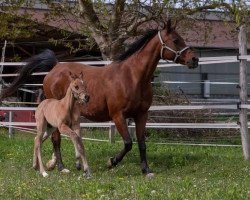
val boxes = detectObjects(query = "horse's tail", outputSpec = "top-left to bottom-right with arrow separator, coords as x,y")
0,49 -> 58,100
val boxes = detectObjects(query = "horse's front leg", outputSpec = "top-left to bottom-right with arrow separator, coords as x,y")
71,121 -> 91,177
107,113 -> 133,168
134,112 -> 154,177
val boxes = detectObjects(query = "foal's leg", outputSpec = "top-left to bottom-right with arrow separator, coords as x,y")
134,112 -> 154,177
33,117 -> 48,177
71,121 -> 90,177
107,113 -> 133,168
58,123 -> 90,178
47,129 -> 69,172
71,121 -> 82,170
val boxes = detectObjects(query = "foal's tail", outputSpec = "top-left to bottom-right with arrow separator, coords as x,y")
0,49 -> 58,100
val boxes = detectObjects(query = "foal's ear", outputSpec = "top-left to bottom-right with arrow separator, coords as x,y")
79,72 -> 84,80
69,71 -> 77,81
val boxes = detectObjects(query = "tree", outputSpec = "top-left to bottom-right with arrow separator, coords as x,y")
44,0 -> 250,60
1,0 -> 249,60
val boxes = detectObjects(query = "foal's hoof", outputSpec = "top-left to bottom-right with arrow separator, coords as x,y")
42,171 -> 49,178
46,159 -> 56,171
77,171 -> 91,180
145,172 -> 155,178
60,168 -> 70,173
83,171 -> 91,179
76,162 -> 81,171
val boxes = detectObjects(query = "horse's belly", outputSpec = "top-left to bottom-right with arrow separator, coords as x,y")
79,104 -> 111,122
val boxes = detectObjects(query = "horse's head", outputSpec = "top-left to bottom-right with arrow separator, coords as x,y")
158,20 -> 199,69
69,72 -> 90,103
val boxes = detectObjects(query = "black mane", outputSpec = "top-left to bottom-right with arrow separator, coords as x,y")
114,29 -> 158,61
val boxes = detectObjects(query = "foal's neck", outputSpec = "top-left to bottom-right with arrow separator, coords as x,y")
61,86 -> 75,112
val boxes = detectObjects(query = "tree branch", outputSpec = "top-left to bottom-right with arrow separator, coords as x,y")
77,0 -> 106,36
109,0 -> 126,39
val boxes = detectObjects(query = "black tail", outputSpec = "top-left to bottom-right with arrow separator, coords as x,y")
0,49 -> 58,100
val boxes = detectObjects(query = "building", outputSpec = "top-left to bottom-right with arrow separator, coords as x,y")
0,3 -> 249,100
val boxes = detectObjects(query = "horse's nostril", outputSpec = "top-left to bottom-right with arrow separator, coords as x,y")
85,95 -> 90,102
192,57 -> 199,62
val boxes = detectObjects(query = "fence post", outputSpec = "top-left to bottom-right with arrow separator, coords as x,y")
8,111 -> 13,138
239,23 -> 250,159
109,122 -> 115,143
127,119 -> 136,141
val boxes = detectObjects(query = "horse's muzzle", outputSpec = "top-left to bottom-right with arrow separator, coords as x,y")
187,57 -> 199,69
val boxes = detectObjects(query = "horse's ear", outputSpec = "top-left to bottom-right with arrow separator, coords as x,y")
172,18 -> 178,30
166,19 -> 172,33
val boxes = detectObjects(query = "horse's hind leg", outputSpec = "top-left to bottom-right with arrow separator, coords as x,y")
107,114 -> 133,168
58,123 -> 90,178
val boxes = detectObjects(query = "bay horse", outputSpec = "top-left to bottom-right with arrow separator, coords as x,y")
33,72 -> 91,178
1,20 -> 199,177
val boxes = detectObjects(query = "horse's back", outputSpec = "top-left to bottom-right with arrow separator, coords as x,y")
43,63 -> 108,99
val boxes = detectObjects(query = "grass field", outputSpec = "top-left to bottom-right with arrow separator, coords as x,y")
0,129 -> 250,200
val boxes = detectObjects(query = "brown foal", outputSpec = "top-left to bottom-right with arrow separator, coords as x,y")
33,72 -> 90,178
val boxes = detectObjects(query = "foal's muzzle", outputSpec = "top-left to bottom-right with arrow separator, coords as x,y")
77,93 -> 90,104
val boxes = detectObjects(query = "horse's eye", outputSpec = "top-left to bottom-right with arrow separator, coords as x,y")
75,85 -> 79,90
173,39 -> 178,44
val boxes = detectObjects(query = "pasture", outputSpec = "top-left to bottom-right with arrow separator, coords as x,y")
0,129 -> 250,199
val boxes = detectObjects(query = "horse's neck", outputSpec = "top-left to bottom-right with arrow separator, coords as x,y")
128,35 -> 161,82
60,86 -> 75,112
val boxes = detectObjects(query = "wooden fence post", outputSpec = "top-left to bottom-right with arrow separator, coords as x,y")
8,111 -> 13,138
239,23 -> 250,159
0,40 -> 7,98
109,122 -> 115,143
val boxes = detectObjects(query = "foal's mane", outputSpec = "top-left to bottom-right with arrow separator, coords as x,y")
114,29 -> 158,61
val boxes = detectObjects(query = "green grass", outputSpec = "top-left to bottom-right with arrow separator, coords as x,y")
1,129 -> 250,200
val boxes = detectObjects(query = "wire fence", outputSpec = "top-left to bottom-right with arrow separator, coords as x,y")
0,56 -> 250,146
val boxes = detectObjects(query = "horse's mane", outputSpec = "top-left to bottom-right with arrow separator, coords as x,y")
114,29 -> 158,61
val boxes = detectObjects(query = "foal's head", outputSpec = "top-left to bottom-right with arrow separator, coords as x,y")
158,20 -> 199,69
69,72 -> 90,103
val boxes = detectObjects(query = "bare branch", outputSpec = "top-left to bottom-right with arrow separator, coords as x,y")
77,0 -> 105,35
109,0 -> 126,38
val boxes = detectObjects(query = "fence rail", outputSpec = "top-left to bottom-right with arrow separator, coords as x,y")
0,56 -> 250,146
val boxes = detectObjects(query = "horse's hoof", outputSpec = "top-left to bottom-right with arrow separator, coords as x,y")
107,157 -> 114,169
46,159 -> 56,171
145,172 -> 155,178
42,171 -> 49,177
60,168 -> 70,173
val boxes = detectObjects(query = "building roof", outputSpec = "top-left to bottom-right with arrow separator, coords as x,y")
5,7 -> 249,50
